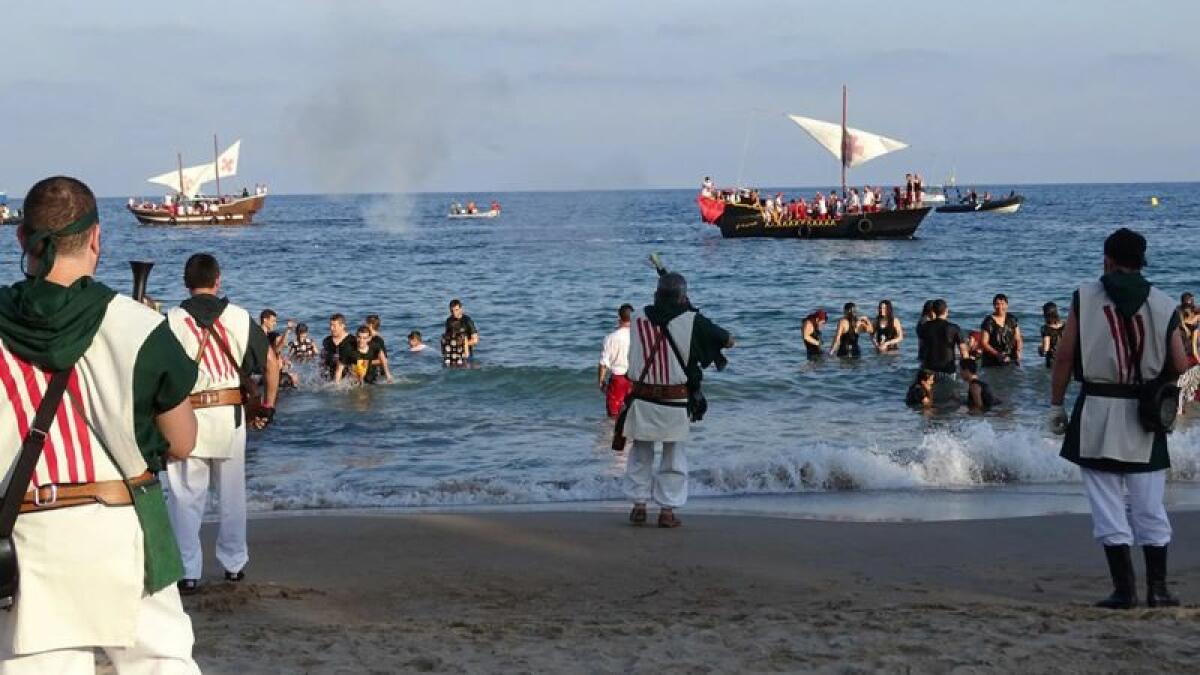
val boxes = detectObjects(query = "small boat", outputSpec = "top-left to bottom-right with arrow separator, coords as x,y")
447,201 -> 501,219
935,193 -> 1024,214
699,86 -> 930,240
0,194 -> 18,225
127,137 -> 268,225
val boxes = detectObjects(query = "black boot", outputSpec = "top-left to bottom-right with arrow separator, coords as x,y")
1144,545 -> 1181,608
1096,545 -> 1137,609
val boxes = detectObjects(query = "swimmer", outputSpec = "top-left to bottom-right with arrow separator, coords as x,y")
335,325 -> 392,385
905,370 -> 935,408
980,293 -> 1023,366
960,358 -> 998,413
364,314 -> 394,380
408,330 -> 429,353
442,299 -> 479,367
1038,302 -> 1065,369
873,299 -> 904,353
801,309 -> 828,361
829,302 -> 872,358
288,322 -> 318,361
321,313 -> 352,379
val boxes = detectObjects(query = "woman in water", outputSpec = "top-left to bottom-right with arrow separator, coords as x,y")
1038,302 -> 1065,369
829,302 -> 871,358
980,293 -> 1022,366
905,370 -> 934,408
802,309 -> 827,360
873,299 -> 904,353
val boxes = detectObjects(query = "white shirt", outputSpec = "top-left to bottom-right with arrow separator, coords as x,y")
863,190 -> 874,207
599,325 -> 631,377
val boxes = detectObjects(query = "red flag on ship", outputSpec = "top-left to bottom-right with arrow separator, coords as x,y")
697,195 -> 725,224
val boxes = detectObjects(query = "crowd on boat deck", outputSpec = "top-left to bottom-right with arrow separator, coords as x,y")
449,200 -> 502,215
127,185 -> 268,214
700,173 -> 927,222
251,298 -> 484,390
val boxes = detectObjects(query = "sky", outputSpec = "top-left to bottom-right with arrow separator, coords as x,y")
2,0 -> 1198,197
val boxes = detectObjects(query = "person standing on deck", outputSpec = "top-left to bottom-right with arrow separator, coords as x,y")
598,304 -> 634,418
1049,228 -> 1190,609
622,273 -> 732,528
0,176 -> 202,671
165,253 -> 280,595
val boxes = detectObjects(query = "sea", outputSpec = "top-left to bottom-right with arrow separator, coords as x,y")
29,183 -> 1200,521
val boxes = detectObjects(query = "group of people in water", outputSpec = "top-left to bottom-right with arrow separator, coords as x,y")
794,293 -> 1162,413
255,298 -> 482,389
700,173 -> 927,224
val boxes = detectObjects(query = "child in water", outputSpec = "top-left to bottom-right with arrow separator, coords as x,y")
1039,302 -> 1065,369
906,370 -> 935,408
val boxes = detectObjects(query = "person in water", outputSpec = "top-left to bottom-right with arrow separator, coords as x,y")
829,302 -> 872,358
269,331 -> 297,389
802,309 -> 828,360
980,293 -> 1023,366
408,330 -> 429,353
336,325 -> 391,384
916,299 -> 935,364
917,299 -> 970,402
1039,302 -> 1065,369
441,298 -> 479,367
963,330 -> 984,371
960,358 -> 997,413
905,369 -> 935,408
321,313 -> 352,379
288,322 -> 318,361
873,299 -> 904,353
364,314 -> 394,380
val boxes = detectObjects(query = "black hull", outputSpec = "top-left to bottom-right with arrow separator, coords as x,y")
714,204 -> 931,239
935,195 -> 1024,213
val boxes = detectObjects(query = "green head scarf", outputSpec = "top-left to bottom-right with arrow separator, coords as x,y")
21,207 -> 98,280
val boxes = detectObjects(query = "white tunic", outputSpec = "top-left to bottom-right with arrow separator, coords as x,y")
167,302 -> 252,459
623,310 -> 694,442
1076,281 -> 1176,463
0,296 -> 161,654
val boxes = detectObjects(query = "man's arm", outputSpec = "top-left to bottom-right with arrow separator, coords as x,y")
597,364 -> 609,390
334,362 -> 345,383
1168,327 -> 1190,377
156,398 -> 197,460
1013,326 -> 1024,361
1050,313 -> 1079,405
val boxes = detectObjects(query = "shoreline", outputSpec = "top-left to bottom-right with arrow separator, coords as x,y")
184,509 -> 1200,672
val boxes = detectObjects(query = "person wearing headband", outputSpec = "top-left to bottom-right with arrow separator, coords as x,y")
0,176 -> 202,671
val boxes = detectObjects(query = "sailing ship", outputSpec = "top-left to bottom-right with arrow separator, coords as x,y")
127,137 -> 267,225
698,87 -> 931,239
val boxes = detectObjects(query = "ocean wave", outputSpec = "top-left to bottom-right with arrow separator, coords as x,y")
246,420 -> 1200,511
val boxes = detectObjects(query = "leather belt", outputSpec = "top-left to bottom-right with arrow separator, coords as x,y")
189,387 -> 243,409
1082,382 -> 1140,399
631,383 -> 689,400
21,471 -> 155,514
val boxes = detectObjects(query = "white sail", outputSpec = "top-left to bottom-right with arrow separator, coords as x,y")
145,140 -> 242,197
786,115 -> 908,168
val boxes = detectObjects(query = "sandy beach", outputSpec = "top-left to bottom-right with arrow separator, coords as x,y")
175,509 -> 1200,673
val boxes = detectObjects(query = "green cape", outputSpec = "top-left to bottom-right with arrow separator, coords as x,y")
1100,271 -> 1150,319
0,277 -> 116,370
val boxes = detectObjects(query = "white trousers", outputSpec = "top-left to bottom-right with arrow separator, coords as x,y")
624,441 -> 688,508
165,425 -> 248,579
0,586 -> 200,675
1081,468 -> 1171,547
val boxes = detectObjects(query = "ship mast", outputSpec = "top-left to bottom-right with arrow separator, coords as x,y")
176,152 -> 185,200
213,134 -> 221,198
840,85 -> 847,198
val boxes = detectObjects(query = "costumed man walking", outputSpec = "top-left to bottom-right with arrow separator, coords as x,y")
620,272 -> 732,528
165,253 -> 280,594
0,177 -> 201,672
598,303 -> 634,418
1049,228 -> 1190,609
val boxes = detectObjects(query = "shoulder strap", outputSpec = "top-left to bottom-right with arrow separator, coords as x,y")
0,370 -> 71,537
193,329 -> 211,365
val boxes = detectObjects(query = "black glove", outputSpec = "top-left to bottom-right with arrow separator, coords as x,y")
253,406 -> 275,429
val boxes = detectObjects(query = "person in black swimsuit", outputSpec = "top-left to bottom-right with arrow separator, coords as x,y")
980,293 -> 1023,366
320,313 -> 352,379
906,370 -> 934,408
1038,302 -> 1065,369
873,299 -> 904,353
830,303 -> 871,358
335,325 -> 390,384
960,358 -> 998,412
801,309 -> 827,360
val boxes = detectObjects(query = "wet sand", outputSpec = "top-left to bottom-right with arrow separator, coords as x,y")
182,510 -> 1200,673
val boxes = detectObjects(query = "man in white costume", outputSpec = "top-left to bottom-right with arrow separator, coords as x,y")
620,271 -> 732,528
166,253 -> 279,594
598,303 -> 633,418
0,176 -> 201,673
1050,228 -> 1190,609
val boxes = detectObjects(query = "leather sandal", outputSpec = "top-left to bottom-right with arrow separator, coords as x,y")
657,510 -> 682,528
629,504 -> 648,525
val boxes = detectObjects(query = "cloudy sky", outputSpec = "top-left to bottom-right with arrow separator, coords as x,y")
2,0 -> 1196,196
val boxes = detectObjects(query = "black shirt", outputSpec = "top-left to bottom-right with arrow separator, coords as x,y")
981,314 -> 1019,366
906,383 -> 930,407
342,343 -> 384,383
321,334 -> 351,377
835,318 -> 861,358
369,334 -> 387,356
917,318 -> 962,374
444,315 -> 478,339
965,379 -> 997,411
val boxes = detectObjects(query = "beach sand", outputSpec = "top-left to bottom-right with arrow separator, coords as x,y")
180,510 -> 1200,673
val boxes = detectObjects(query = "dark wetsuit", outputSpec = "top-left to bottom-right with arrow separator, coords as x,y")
981,314 -> 1019,366
1040,323 -> 1064,369
835,318 -> 861,358
874,317 -> 899,351
804,321 -> 822,360
965,379 -> 997,411
917,318 -> 962,374
321,334 -> 351,379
